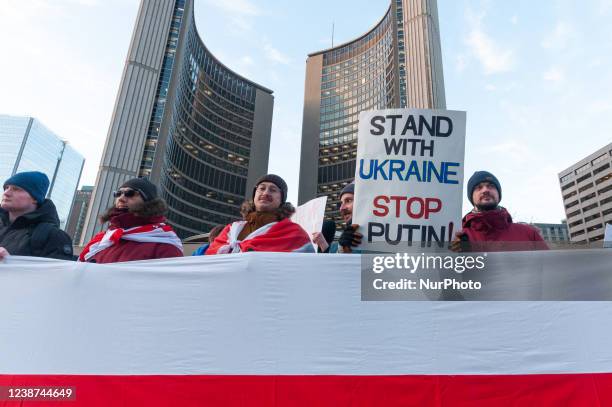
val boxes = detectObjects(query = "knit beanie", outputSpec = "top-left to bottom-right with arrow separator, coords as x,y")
3,171 -> 50,204
120,178 -> 158,202
252,174 -> 288,203
467,171 -> 502,205
339,182 -> 355,200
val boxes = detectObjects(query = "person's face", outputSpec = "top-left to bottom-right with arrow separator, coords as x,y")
254,182 -> 282,212
113,188 -> 145,210
472,181 -> 500,211
339,193 -> 354,222
1,185 -> 37,213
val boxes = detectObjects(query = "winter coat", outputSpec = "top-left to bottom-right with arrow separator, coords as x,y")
0,199 -> 74,260
461,207 -> 549,252
83,199 -> 183,263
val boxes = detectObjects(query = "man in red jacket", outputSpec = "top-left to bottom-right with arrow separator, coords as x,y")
79,178 -> 183,263
451,171 -> 548,252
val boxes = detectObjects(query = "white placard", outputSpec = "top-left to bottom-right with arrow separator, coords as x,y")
292,196 -> 328,251
353,109 -> 467,252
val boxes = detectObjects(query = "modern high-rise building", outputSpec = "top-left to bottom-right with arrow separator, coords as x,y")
559,143 -> 612,243
81,0 -> 274,243
298,0 -> 446,225
0,114 -> 85,230
530,222 -> 570,244
65,185 -> 94,244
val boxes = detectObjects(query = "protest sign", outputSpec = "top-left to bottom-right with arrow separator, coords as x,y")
353,109 -> 466,252
292,196 -> 327,250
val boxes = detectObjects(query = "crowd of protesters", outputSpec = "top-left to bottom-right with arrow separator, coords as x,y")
0,169 -> 549,264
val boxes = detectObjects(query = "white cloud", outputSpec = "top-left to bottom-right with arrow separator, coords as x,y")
587,100 -> 612,113
479,140 -> 533,162
263,44 -> 291,65
228,15 -> 254,33
203,0 -> 261,16
541,21 -> 573,49
464,10 -> 515,74
598,0 -> 612,15
484,84 -> 497,91
240,56 -> 254,66
543,66 -> 565,82
510,15 -> 518,24
455,54 -> 467,72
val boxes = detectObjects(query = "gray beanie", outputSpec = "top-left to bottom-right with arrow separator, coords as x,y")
252,174 -> 288,203
339,182 -> 355,200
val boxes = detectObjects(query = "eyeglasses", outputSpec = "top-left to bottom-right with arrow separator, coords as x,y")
113,189 -> 138,198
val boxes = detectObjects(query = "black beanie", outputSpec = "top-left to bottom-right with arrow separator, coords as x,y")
252,174 -> 288,203
339,182 -> 355,200
120,178 -> 158,202
467,171 -> 501,205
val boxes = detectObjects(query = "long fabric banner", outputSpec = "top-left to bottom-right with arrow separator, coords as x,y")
1,252 -> 612,406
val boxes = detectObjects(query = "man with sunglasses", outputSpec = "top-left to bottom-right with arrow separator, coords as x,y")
79,178 -> 183,263
0,171 -> 74,261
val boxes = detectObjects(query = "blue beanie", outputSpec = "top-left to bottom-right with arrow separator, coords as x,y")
3,171 -> 50,204
467,171 -> 501,205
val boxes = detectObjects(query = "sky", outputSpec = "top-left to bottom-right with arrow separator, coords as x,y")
1,0 -> 611,224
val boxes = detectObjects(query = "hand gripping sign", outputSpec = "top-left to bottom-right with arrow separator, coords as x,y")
353,109 -> 466,252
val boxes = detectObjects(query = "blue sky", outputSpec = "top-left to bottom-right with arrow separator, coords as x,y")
1,0 -> 611,223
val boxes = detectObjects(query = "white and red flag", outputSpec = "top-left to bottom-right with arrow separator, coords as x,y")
0,252 -> 611,406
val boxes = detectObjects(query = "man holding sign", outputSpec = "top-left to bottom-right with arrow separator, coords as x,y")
337,182 -> 363,253
353,109 -> 466,252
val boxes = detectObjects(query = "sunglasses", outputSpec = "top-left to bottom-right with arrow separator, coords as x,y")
113,189 -> 139,198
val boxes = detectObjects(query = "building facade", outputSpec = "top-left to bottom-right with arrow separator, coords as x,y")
65,185 -> 94,244
530,222 -> 570,244
81,0 -> 274,242
298,0 -> 446,225
0,114 -> 84,230
559,143 -> 612,244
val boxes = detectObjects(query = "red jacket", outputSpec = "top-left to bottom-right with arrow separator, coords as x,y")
84,211 -> 183,263
461,208 -> 549,252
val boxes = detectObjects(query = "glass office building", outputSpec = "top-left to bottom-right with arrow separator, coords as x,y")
0,114 -> 85,229
82,0 -> 273,242
298,0 -> 446,227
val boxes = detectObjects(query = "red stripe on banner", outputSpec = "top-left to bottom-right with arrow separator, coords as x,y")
0,374 -> 611,406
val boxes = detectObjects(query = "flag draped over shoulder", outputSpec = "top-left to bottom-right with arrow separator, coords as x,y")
1,252 -> 612,406
79,223 -> 182,261
207,218 -> 314,254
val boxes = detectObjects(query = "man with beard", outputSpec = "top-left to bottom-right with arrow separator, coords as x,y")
79,178 -> 183,263
451,171 -> 548,252
206,174 -> 313,254
337,182 -> 363,253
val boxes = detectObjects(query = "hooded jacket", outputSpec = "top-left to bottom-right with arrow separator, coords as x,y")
82,198 -> 183,263
461,207 -> 549,252
0,199 -> 74,260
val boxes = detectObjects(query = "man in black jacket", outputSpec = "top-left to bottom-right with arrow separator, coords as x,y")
0,171 -> 74,261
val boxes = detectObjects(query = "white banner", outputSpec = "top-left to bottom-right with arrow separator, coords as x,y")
0,251 -> 612,375
353,109 -> 466,252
